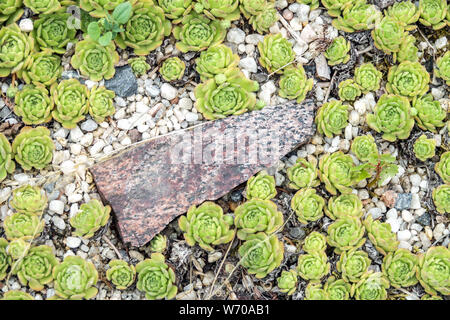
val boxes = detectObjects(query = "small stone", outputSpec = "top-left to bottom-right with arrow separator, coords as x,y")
386,208 -> 398,220
19,18 -> 33,32
409,174 -> 421,187
282,9 -> 293,20
401,210 -> 414,223
382,190 -> 398,208
208,251 -> 223,263
314,54 -> 330,80
397,230 -> 411,241
178,97 -> 193,109
66,237 -> 81,249
297,4 -> 310,22
49,200 -> 65,215
398,241 -> 412,250
230,189 -> 243,202
160,83 -> 178,100
239,57 -> 258,73
69,126 -> 84,142
300,24 -> 318,43
227,28 -> 246,44
387,218 -> 401,233
435,36 -> 447,50
80,119 -> 98,132
52,216 -> 66,230
245,34 -> 264,45
117,119 -> 131,130
410,193 -> 421,209
289,226 -> 306,240
416,212 -> 431,226
358,189 -> 369,200
105,65 -> 138,97
394,193 -> 412,210
129,250 -> 144,262
185,112 -> 198,122
368,207 -> 383,219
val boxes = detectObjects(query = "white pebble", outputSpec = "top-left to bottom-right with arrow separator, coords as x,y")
49,200 -> 65,215
52,216 -> 66,230
227,28 -> 246,44
409,174 -> 421,187
19,18 -> 33,32
401,210 -> 414,223
66,237 -> 81,249
239,57 -> 258,73
185,112 -> 199,122
368,207 -> 382,219
387,217 -> 401,233
410,193 -> 421,209
397,230 -> 411,241
160,83 -> 178,100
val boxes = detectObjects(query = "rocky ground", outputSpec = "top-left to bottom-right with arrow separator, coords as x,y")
0,2 -> 449,300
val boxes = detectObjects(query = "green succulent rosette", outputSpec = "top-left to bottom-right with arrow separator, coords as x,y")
332,0 -> 382,32
278,64 -> 313,103
337,248 -> 371,283
3,211 -> 44,241
303,231 -> 327,253
33,11 -> 77,54
116,0 -> 172,55
291,188 -> 325,225
421,294 -> 443,300
173,12 -> 226,53
286,157 -> 319,189
128,57 -> 150,76
0,238 -> 11,280
6,237 -> 28,260
338,79 -> 361,101
0,133 -> 15,182
416,246 -> 450,296
258,33 -> 295,74
325,194 -> 363,220
277,269 -> 297,295
435,151 -> 450,183
10,185 -> 47,215
17,50 -> 62,86
386,61 -> 430,99
14,84 -> 53,125
88,85 -> 116,123
70,199 -> 111,239
80,0 -> 129,18
178,201 -> 235,251
364,215 -> 399,256
24,0 -> 60,14
394,35 -> 419,63
435,51 -> 450,85
0,23 -> 33,77
324,36 -> 350,66
419,0 -> 447,29
239,232 -> 284,278
1,290 -> 34,300
149,234 -> 167,253
432,184 -> 450,214
160,57 -> 185,82
382,248 -> 418,288
321,0 -> 355,17
385,1 -> 420,30
195,44 -> 239,81
413,134 -> 436,162
366,94 -> 416,142
297,250 -> 330,281
249,5 -> 278,34
136,252 -> 177,300
195,0 -> 240,21
354,62 -> 382,94
12,126 -> 54,170
324,276 -> 351,300
106,259 -> 136,290
351,134 -> 378,162
194,68 -> 259,120
327,216 -> 366,254
158,0 -> 193,23
315,100 -> 349,138
0,0 -> 23,25
234,199 -> 283,240
245,170 -> 276,200
351,271 -> 390,300
51,79 -> 89,129
239,0 -> 272,19
304,282 -> 327,300
372,16 -> 405,54
52,255 -> 98,300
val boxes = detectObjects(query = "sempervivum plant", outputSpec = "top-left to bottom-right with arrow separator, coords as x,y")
413,134 -> 436,162
0,0 -> 23,25
417,246 -> 450,295
258,33 -> 295,74
435,151 -> 450,183
158,0 -> 193,23
325,194 -> 363,220
194,68 -> 259,120
3,212 -> 45,240
0,133 -> 15,183
321,0 -> 355,17
245,170 -> 276,200
338,79 -> 361,101
14,245 -> 59,291
89,85 -> 116,123
71,37 -> 119,81
277,269 -> 297,295
239,232 -> 284,278
0,24 -> 33,77
24,0 -> 60,14
52,256 -> 98,300
7,238 -> 28,260
0,238 -> 11,280
337,248 -> 371,283
51,79 -> 89,129
128,57 -> 150,76
70,199 -> 111,239
385,1 -> 420,30
194,0 -> 240,21
14,84 -> 53,125
297,251 -> 330,281
351,271 -> 390,300
305,282 -> 327,300
234,199 -> 283,240
394,35 -> 419,63
1,290 -> 34,300
382,249 -> 418,288
315,100 -> 348,138
249,5 -> 278,34
18,50 -> 62,86
291,188 -> 325,225
327,217 -> 366,254
351,134 -> 378,162
136,253 -> 177,300
159,57 -> 185,82
366,94 -> 416,142
286,157 -> 319,189
196,44 -> 239,81
372,16 -> 405,54
435,51 -> 450,85
10,185 -> 47,215
419,0 -> 447,29
332,0 -> 382,32
106,259 -> 136,290
178,201 -> 235,251
324,276 -> 351,300
12,126 -> 54,170
278,65 -> 313,103
80,0 -> 128,17
364,215 -> 399,255
324,36 -> 350,66
116,0 -> 171,55
149,234 -> 167,253
303,231 -> 327,253
433,184 -> 450,214
239,0 -> 271,18
386,61 -> 430,99
173,12 -> 226,52
354,62 -> 382,94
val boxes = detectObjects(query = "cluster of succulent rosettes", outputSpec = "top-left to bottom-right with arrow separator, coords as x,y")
366,94 -> 416,142
304,282 -> 327,300
385,1 -> 419,30
277,269 -> 297,295
0,238 -> 11,280
88,85 -> 116,123
291,188 -> 325,225
70,199 -> 111,239
258,33 -> 295,74
51,255 -> 98,300
196,44 -> 239,81
413,95 -> 446,133
116,1 -> 171,55
338,79 -> 361,101
332,0 -> 382,33
278,64 -> 313,103
297,250 -> 330,281
249,4 -> 278,34
106,259 -> 136,290
337,248 -> 371,283
364,215 -> 399,256
239,232 -> 284,278
381,249 -> 418,288
245,170 -> 276,200
149,234 -> 167,253
0,133 -> 15,182
24,0 -> 60,14
327,216 -> 365,254
159,57 -> 185,82
386,61 -> 430,99
194,0 -> 240,21
372,16 -> 406,55
128,57 -> 150,77
4,211 -> 45,240
158,0 -> 193,23
433,184 -> 450,214
315,100 -> 348,138
325,194 -> 363,220
324,276 -> 351,300
7,237 -> 29,260
321,0 -> 354,17
0,0 -> 23,25
11,185 -> 47,215
136,253 -> 177,300
12,126 -> 54,171
435,151 -> 450,183
287,157 -> 319,189
0,24 -> 33,77
234,199 -> 283,240
353,62 -> 382,94
303,231 -> 327,253
81,0 -> 130,17
51,79 -> 89,129
178,201 -> 235,251
194,68 -> 260,120
351,271 -> 390,300
1,290 -> 34,300
18,50 -> 62,86
351,134 -> 378,162
417,246 -> 450,295
14,84 -> 53,125
324,36 -> 350,66
435,51 -> 450,85
393,35 -> 419,64
413,135 -> 436,162
239,0 -> 273,18
419,0 -> 448,29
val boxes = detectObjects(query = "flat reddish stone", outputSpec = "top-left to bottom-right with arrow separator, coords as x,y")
90,102 -> 315,246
